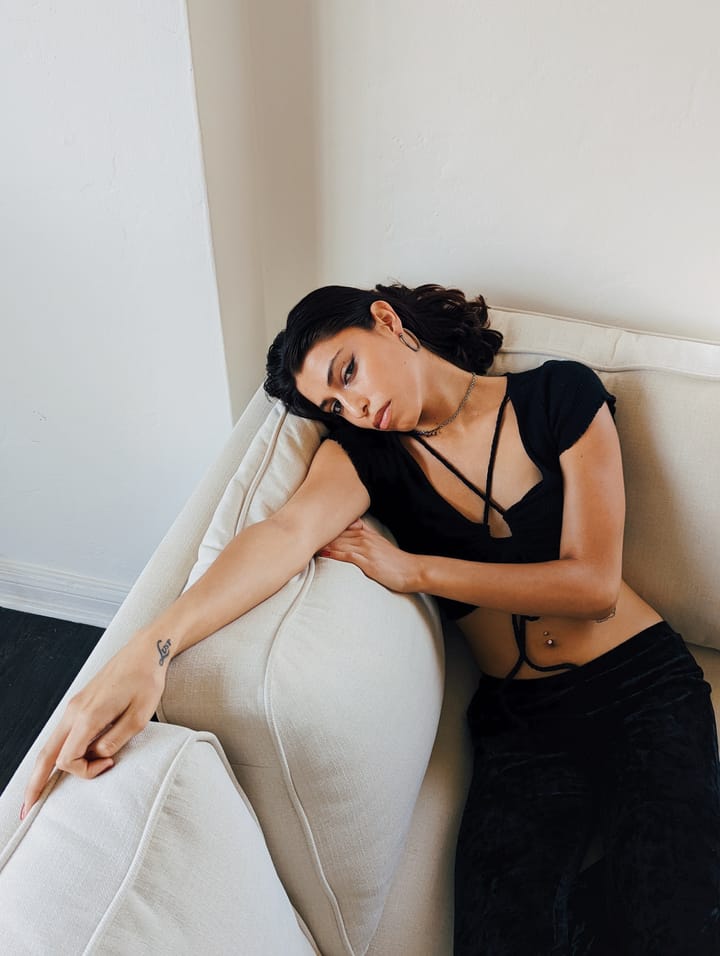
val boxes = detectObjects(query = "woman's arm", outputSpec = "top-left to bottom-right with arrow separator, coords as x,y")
143,439 -> 371,662
320,404 -> 624,620
22,439 -> 370,815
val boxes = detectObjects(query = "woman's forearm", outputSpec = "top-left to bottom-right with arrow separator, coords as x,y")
22,450 -> 364,813
413,553 -> 620,620
130,516 -> 313,661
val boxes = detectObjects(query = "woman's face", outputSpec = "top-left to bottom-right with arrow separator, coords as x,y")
295,303 -> 422,432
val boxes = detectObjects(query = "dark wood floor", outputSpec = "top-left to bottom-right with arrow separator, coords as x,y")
0,607 -> 105,794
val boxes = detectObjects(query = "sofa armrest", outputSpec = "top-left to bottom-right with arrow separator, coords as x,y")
0,722 -> 319,955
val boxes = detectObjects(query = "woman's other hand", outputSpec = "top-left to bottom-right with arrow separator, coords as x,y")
317,519 -> 420,593
21,630 -> 169,819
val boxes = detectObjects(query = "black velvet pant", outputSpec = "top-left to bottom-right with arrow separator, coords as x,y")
454,621 -> 720,956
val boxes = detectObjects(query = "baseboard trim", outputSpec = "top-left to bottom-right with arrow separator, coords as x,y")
0,559 -> 129,628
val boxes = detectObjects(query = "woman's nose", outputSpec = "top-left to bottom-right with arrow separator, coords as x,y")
345,394 -> 369,419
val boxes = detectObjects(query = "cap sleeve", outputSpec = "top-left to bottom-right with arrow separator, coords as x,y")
545,361 -> 617,455
323,424 -> 381,500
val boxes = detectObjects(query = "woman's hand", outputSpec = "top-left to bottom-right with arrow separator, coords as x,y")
317,519 -> 420,593
21,631 -> 169,819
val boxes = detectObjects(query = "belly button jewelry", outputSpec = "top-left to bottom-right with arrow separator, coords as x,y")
543,630 -> 554,646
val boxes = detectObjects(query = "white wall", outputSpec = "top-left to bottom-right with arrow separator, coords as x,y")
185,0 -> 321,423
0,1 -> 232,624
294,0 -> 719,342
186,0 -> 720,349
184,0 -> 270,425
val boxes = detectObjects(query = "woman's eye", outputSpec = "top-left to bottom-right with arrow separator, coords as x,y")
343,357 -> 355,384
331,400 -> 343,416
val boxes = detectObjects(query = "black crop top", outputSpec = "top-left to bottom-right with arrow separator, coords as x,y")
326,361 -> 616,621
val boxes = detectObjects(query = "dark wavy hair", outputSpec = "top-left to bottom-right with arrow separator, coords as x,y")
264,282 -> 503,423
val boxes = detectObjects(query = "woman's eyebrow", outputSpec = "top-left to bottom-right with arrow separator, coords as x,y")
318,349 -> 343,411
326,349 -> 342,386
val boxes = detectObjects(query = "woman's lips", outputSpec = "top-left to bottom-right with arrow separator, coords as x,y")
374,401 -> 392,430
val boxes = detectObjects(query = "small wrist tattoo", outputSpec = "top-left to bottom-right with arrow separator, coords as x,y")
157,639 -> 172,666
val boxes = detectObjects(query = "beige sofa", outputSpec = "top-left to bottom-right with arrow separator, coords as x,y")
1,307 -> 718,955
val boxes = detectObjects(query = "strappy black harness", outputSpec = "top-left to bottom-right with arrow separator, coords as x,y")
411,390 -> 579,718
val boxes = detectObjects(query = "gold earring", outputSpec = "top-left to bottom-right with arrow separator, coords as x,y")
399,330 -> 420,352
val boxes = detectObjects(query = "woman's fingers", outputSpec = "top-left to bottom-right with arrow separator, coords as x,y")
21,636 -> 168,821
320,527 -> 368,551
22,700 -> 133,816
21,714 -> 110,816
21,716 -> 133,819
54,752 -> 114,781
320,547 -> 363,563
54,711 -> 120,774
21,721 -> 70,817
85,708 -> 147,760
317,524 -> 414,591
319,519 -> 366,551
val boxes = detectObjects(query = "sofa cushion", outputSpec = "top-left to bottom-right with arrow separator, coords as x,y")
157,398 -> 445,956
0,723 -> 318,955
489,307 -> 720,651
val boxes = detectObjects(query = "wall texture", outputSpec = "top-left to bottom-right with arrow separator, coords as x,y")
0,1 -> 232,624
304,0 -> 720,341
185,0 -> 321,421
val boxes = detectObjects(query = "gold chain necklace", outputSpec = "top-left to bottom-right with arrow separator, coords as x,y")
412,372 -> 477,438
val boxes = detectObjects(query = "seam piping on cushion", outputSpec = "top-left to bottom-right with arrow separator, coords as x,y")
490,307 -> 720,347
237,402 -> 324,531
236,400 -> 286,530
0,769 -> 63,870
263,561 -> 357,955
497,349 -> 720,380
228,403 -> 352,950
83,732 -> 243,953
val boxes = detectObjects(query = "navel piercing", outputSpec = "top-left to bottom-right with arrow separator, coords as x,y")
543,630 -> 554,647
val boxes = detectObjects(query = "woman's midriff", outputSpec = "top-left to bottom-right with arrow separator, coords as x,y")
457,580 -> 663,679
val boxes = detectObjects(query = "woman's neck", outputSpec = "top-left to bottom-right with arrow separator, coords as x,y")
415,353 -> 499,435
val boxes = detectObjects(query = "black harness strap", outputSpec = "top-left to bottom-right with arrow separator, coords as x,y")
410,392 -> 510,521
413,387 -> 580,710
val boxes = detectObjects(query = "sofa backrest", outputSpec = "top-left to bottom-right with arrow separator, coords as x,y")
489,307 -> 720,650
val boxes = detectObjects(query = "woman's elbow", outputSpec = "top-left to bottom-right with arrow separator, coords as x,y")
582,571 -> 621,621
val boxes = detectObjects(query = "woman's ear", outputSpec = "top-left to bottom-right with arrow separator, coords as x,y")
369,300 -> 401,334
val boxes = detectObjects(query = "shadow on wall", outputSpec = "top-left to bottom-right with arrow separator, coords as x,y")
186,0 -> 320,423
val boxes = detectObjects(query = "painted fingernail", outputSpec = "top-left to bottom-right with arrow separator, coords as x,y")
19,803 -> 26,821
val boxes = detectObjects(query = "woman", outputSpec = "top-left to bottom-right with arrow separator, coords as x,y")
23,283 -> 719,954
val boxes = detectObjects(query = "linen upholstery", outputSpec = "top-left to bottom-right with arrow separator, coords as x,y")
157,400 -> 445,956
0,723 -> 318,955
365,620 -> 479,956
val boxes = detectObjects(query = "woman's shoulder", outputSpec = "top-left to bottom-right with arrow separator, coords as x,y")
507,360 -> 616,455
325,421 -> 395,455
507,358 -> 601,388
508,360 -> 614,404
323,423 -> 405,491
